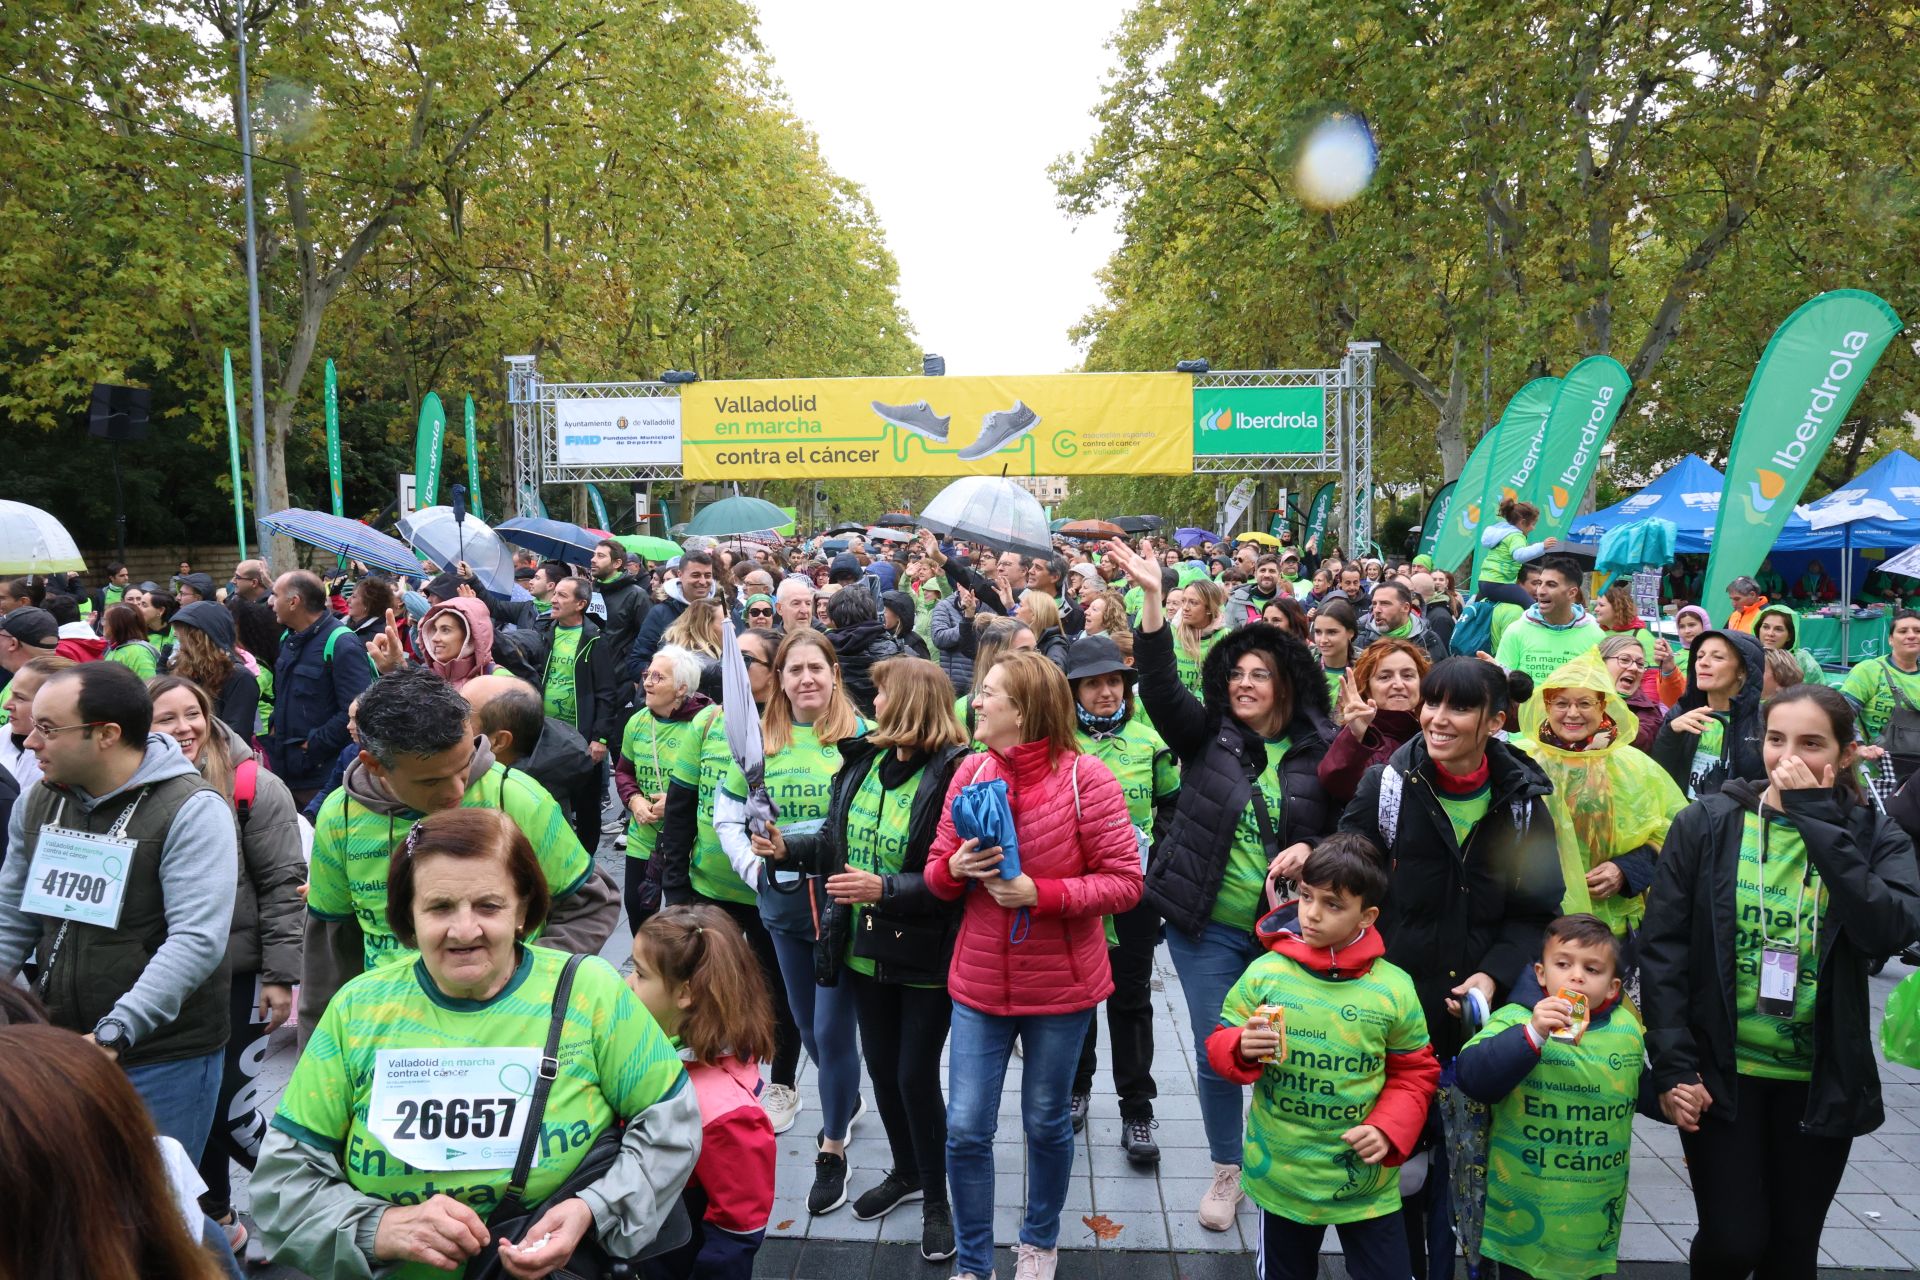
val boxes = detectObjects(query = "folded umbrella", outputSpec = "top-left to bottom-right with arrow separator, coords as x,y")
260,509 -> 421,577
951,776 -> 1027,942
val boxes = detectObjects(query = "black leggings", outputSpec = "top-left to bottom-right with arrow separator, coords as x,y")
702,894 -> 801,1089
849,968 -> 951,1199
1072,900 -> 1160,1119
1679,1074 -> 1852,1280
1478,581 -> 1534,608
196,974 -> 273,1214
623,856 -> 660,934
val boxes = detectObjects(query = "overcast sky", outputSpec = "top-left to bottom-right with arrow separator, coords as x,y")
752,0 -> 1132,376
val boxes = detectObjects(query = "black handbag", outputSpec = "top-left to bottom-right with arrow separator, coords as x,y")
850,905 -> 950,973
465,954 -> 692,1280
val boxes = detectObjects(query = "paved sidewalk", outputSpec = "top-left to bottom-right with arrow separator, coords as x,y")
234,839 -> 1920,1275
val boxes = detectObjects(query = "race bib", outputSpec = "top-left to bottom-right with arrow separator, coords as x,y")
20,827 -> 134,928
1686,749 -> 1721,798
368,1048 -> 542,1171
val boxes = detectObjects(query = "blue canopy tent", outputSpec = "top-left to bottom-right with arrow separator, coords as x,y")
1570,454 -> 1727,552
1773,449 -> 1920,558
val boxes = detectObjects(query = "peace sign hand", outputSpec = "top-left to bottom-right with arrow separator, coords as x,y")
1339,668 -> 1377,738
368,608 -> 408,674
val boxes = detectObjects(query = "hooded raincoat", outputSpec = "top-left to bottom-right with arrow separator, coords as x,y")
417,596 -> 497,689
1756,604 -> 1827,686
1516,653 -> 1687,938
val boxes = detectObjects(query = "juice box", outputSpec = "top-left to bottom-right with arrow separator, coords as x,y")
1549,989 -> 1590,1043
1250,1003 -> 1288,1063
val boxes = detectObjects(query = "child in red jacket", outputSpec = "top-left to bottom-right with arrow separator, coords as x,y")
1204,835 -> 1440,1280
628,906 -> 777,1280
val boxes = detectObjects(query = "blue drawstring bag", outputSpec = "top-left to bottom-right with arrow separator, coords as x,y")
950,777 -> 1027,942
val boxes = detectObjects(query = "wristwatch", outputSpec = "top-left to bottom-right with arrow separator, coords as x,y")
93,1017 -> 132,1054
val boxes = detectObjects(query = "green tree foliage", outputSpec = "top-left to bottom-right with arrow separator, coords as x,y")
1055,0 -> 1920,511
1,0 -> 915,554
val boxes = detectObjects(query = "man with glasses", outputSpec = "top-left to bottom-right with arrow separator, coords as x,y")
229,560 -> 272,604
0,662 -> 237,1160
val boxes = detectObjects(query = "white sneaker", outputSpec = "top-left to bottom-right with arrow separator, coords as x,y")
761,1082 -> 801,1134
1012,1243 -> 1057,1280
950,1273 -> 994,1280
1197,1162 -> 1243,1231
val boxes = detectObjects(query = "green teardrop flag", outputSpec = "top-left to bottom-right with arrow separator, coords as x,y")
463,395 -> 483,520
1418,482 -> 1455,560
1433,378 -> 1558,580
1521,356 -> 1632,543
1465,377 -> 1562,585
325,359 -> 344,568
1303,482 -> 1336,551
586,483 -> 610,531
224,349 -> 247,560
414,392 -> 446,509
1704,290 -> 1903,615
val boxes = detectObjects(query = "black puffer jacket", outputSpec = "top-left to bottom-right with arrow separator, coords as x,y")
1137,621 -> 1336,938
880,589 -> 932,661
781,738 -> 971,986
826,618 -> 903,716
1640,779 -> 1920,1136
1339,734 -> 1563,1056
1649,628 -> 1766,797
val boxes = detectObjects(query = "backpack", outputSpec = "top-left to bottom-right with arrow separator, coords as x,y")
1448,598 -> 1498,659
492,629 -> 546,684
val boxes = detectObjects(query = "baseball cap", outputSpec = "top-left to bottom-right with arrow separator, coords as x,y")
0,606 -> 59,648
1069,563 -> 1102,584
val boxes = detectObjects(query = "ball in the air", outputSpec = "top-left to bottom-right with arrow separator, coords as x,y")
1293,113 -> 1378,210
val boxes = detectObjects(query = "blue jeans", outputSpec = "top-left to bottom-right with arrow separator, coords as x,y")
767,929 -> 862,1140
946,1002 -> 1093,1278
1166,920 -> 1263,1164
126,1048 -> 224,1163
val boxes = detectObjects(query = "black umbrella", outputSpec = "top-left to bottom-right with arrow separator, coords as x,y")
824,522 -> 869,536
873,513 -> 918,528
1112,515 -> 1165,534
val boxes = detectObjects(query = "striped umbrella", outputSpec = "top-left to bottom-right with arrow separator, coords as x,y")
260,509 -> 421,576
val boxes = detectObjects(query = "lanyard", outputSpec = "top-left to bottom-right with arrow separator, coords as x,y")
1757,809 -> 1821,957
37,788 -> 149,999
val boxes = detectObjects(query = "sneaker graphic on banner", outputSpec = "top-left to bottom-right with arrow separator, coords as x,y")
871,399 -> 952,442
958,401 -> 1040,460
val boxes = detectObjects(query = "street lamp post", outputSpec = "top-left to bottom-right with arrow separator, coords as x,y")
235,3 -> 275,569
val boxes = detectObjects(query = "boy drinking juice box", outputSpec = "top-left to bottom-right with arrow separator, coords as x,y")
1456,914 -> 1642,1280
1205,836 -> 1440,1280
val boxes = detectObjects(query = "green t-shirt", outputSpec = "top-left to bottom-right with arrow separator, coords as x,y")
1467,1002 -> 1642,1280
1488,602 -> 1525,655
1219,950 -> 1429,1224
1482,530 -> 1528,584
669,705 -> 757,907
1322,667 -> 1345,707
842,761 -> 922,981
1840,656 -> 1920,745
722,721 -> 855,914
619,707 -> 705,860
271,947 -> 685,1280
1076,717 -> 1178,832
1734,811 -> 1826,1080
1214,738 -> 1290,930
106,641 -> 159,680
1436,783 -> 1490,849
543,624 -> 582,727
306,764 -> 592,971
1493,616 -> 1604,685
1174,628 -> 1225,698
1685,716 -> 1726,800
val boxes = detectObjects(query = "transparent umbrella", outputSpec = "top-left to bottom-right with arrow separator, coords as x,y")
0,500 -> 85,574
398,506 -> 518,597
919,476 -> 1052,558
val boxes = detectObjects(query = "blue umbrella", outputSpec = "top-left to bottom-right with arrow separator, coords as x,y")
494,516 -> 603,565
685,495 -> 789,537
260,509 -> 421,577
1174,526 -> 1213,548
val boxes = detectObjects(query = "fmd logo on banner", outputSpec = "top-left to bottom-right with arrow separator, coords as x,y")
1192,386 -> 1328,456
554,396 -> 683,467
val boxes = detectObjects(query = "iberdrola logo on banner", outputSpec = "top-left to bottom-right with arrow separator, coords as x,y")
1704,289 -> 1903,610
1523,356 -> 1632,540
1431,377 -> 1558,580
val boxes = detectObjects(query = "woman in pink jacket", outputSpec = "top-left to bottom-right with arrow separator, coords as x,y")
925,649 -> 1143,1280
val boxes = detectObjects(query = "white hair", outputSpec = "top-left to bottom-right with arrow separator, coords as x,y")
649,644 -> 704,699
775,577 -> 812,603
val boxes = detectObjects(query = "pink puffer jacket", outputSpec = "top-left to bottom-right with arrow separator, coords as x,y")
925,738 -> 1143,1016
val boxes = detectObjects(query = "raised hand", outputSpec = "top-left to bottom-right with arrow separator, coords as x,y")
368,608 -> 408,674
1339,668 -> 1376,738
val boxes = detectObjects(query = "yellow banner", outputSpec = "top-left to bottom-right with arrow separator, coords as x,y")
679,373 -> 1193,480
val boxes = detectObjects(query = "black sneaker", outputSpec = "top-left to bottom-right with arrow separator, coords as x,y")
808,1149 -> 849,1215
1121,1116 -> 1160,1165
1069,1092 -> 1090,1134
921,1199 -> 957,1262
852,1169 -> 923,1221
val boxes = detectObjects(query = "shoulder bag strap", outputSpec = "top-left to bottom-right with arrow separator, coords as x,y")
505,952 -> 588,1201
1244,748 -> 1281,860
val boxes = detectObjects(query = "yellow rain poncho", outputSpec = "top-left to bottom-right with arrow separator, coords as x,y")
1515,651 -> 1687,938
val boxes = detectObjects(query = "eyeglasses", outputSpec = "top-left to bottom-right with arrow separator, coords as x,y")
741,655 -> 766,668
1227,667 -> 1275,685
29,720 -> 104,739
